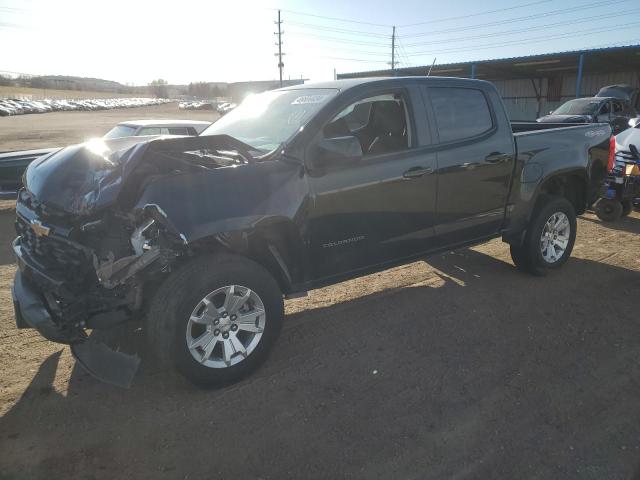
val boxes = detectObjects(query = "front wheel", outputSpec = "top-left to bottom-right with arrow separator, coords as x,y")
510,196 -> 577,276
621,200 -> 633,217
146,254 -> 283,387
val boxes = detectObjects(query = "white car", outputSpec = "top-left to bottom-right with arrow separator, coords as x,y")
103,119 -> 212,139
615,117 -> 640,153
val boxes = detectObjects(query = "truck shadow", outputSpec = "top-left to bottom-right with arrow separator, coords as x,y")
580,212 -> 640,235
2,249 -> 640,479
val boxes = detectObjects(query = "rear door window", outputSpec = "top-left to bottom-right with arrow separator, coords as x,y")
429,87 -> 493,143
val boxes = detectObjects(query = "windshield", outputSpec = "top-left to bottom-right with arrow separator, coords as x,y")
553,99 -> 601,116
103,124 -> 137,139
201,88 -> 338,152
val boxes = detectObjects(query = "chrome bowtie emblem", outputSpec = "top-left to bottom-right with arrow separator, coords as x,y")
30,219 -> 51,237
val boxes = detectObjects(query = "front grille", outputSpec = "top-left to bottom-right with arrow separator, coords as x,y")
15,214 -> 89,273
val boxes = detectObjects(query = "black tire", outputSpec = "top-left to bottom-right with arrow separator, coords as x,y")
146,253 -> 283,388
595,198 -> 623,222
621,200 -> 633,217
509,243 -> 532,272
509,196 -> 577,276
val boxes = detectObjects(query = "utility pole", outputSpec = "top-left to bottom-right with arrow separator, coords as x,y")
391,26 -> 396,72
274,10 -> 284,87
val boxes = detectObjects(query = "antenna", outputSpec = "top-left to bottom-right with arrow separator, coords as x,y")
427,58 -> 436,76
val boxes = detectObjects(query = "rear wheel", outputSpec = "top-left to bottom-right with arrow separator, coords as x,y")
510,196 -> 577,276
621,200 -> 633,217
146,253 -> 283,387
595,198 -> 623,222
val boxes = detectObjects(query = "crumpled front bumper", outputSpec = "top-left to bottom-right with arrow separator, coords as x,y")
12,256 -> 84,344
12,239 -> 141,388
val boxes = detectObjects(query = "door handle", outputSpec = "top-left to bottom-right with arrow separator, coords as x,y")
485,152 -> 510,164
402,166 -> 434,179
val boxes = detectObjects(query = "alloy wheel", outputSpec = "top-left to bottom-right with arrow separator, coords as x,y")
540,212 -> 570,264
185,285 -> 266,368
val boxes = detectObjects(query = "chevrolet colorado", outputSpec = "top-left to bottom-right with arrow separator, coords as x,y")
11,77 -> 613,387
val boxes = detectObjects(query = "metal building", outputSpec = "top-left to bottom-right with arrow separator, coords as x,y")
337,44 -> 640,120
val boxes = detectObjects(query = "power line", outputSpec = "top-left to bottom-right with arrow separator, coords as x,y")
399,0 -> 553,28
289,54 -> 390,64
286,30 -> 390,47
287,20 -> 391,39
287,42 -> 389,57
335,39 -> 640,73
277,9 -> 392,28
402,8 -> 640,48
403,21 -> 640,56
396,39 -> 412,68
399,0 -> 632,38
284,33 -> 392,57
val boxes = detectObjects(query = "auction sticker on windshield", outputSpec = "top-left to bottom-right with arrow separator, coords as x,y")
291,95 -> 329,105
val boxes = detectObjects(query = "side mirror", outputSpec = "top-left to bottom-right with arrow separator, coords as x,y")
629,117 -> 640,129
312,136 -> 363,168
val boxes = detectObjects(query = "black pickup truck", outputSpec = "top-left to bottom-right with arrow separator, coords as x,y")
11,77 -> 613,387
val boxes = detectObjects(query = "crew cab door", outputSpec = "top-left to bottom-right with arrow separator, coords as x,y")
422,84 -> 515,245
305,86 -> 438,281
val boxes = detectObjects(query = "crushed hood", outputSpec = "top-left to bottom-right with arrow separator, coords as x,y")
24,135 -> 250,217
24,137 -> 151,216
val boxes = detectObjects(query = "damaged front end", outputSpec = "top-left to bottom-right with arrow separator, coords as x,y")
13,190 -> 184,386
12,135 -> 251,387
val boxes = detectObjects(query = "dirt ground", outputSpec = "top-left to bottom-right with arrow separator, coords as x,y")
0,109 -> 640,479
0,103 -> 219,151
0,206 -> 638,479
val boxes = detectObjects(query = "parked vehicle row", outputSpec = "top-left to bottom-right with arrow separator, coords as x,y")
178,100 -> 237,115
217,102 -> 237,115
0,97 -> 171,116
179,101 -> 217,111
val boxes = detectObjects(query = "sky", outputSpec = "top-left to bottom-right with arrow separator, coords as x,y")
1,0 -> 639,85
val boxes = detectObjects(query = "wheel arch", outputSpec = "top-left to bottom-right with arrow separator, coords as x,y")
533,168 -> 588,216
504,167 -> 586,246
185,216 -> 307,294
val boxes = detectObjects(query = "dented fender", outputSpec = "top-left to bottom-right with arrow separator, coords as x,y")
132,157 -> 310,288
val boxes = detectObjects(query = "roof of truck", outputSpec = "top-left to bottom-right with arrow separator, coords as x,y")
280,76 -> 486,92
